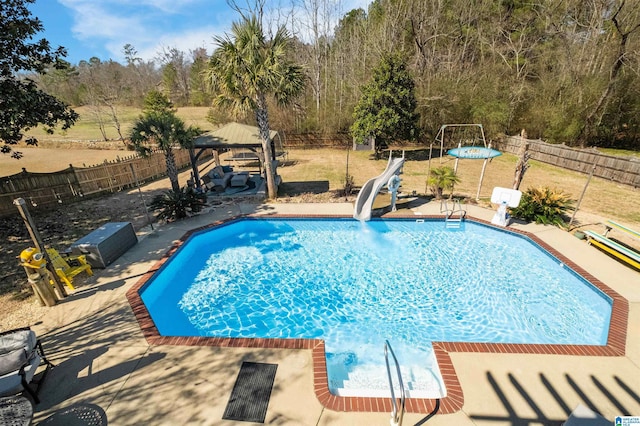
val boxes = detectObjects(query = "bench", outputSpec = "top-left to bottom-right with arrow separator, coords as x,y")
203,165 -> 234,191
203,166 -> 251,192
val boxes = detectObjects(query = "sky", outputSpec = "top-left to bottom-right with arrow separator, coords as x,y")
28,0 -> 372,66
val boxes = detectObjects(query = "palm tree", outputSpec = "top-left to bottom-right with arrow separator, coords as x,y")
427,166 -> 460,199
129,111 -> 200,193
206,15 -> 305,199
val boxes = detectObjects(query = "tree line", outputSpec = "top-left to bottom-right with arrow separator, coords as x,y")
14,0 -> 640,150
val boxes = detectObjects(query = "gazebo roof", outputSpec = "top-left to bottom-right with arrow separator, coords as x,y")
193,122 -> 278,149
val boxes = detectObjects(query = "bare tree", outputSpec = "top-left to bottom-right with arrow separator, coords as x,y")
156,47 -> 191,106
227,0 -> 267,26
577,0 -> 640,145
513,132 -> 530,190
294,0 -> 341,127
77,58 -> 109,140
122,44 -> 158,105
77,58 -> 131,141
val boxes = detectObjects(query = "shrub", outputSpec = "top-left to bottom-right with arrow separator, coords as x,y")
342,174 -> 354,198
510,186 -> 574,227
149,187 -> 207,222
426,166 -> 460,199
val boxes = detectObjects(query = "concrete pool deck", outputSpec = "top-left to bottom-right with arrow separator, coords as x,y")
28,200 -> 639,425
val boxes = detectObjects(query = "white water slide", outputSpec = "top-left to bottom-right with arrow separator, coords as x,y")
353,153 -> 405,221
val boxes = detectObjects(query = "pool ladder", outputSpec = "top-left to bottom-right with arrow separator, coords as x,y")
384,340 -> 406,426
440,199 -> 466,229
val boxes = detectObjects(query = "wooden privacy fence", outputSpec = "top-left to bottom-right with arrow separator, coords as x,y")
0,149 -> 212,218
497,136 -> 640,188
283,133 -> 352,148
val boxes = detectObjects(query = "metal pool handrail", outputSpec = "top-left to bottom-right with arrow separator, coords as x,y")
384,340 -> 406,426
440,199 -> 466,229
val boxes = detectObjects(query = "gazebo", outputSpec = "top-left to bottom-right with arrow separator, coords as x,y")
189,122 -> 279,190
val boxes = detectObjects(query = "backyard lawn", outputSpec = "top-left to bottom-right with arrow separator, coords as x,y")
12,103 -> 639,226
1,125 -> 638,330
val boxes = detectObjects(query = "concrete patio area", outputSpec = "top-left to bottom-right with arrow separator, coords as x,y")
28,199 -> 639,425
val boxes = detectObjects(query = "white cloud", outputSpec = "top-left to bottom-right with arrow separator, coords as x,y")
60,0 -> 205,15
114,0 -> 202,14
63,3 -> 145,41
57,0 -> 229,62
55,0 -> 373,63
344,0 -> 372,10
133,27 -> 224,63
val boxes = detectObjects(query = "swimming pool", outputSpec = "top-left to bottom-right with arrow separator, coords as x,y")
138,218 -> 613,399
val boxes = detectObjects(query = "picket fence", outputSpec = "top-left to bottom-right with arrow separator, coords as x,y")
0,149 -> 212,217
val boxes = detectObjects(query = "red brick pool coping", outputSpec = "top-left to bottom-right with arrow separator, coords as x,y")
125,214 -> 628,415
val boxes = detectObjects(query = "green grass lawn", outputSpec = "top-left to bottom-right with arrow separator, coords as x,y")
23,106 -> 215,141
274,148 -> 640,226
597,148 -> 640,158
16,105 -> 640,227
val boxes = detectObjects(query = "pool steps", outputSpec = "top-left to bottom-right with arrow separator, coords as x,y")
329,347 -> 446,400
335,368 -> 442,398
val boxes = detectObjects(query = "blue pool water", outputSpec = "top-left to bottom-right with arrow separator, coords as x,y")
140,218 -> 612,397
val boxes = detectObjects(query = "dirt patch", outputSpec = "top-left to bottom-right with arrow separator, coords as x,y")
0,168 -> 185,329
0,169 -> 352,331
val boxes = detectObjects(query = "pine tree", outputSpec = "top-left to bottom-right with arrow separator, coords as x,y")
351,53 -> 420,157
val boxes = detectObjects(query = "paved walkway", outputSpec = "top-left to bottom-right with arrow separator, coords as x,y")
29,200 -> 639,425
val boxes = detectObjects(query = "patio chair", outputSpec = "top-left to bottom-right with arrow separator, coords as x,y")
46,248 -> 93,290
0,327 -> 54,404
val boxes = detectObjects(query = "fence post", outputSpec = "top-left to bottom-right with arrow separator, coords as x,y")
105,161 -> 114,192
129,163 -> 154,230
13,198 -> 67,300
569,160 -> 598,229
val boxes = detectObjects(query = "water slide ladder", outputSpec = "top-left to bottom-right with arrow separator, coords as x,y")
440,199 -> 466,229
384,340 -> 406,426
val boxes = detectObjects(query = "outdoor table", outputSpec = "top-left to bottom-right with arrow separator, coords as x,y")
0,395 -> 34,426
